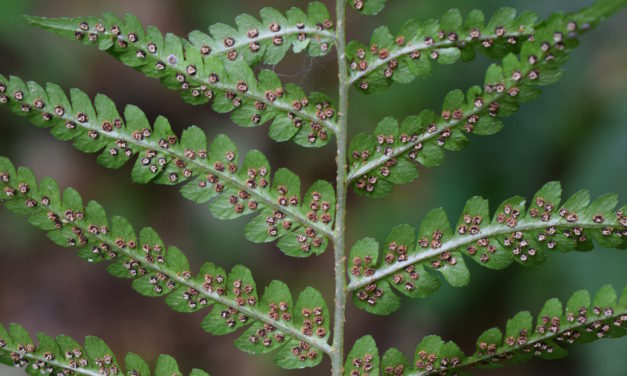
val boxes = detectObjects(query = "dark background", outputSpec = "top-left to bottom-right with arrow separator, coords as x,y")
0,0 -> 626,375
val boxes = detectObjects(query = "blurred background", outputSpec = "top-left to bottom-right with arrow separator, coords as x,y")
0,0 -> 626,375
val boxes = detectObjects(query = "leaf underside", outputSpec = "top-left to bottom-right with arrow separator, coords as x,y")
0,75 -> 335,258
350,0 -> 388,16
349,181 -> 626,315
0,157 -> 332,369
1,1 -> 626,375
24,4 -> 338,147
348,7 -> 537,94
0,323 -> 210,376
348,1 -> 622,198
345,285 -> 627,375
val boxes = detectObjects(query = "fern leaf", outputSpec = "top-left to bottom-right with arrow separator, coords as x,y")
350,0 -> 388,16
350,0 -> 627,94
357,285 -> 627,375
28,4 -> 335,65
23,8 -> 338,146
0,323 -> 209,376
0,157 -> 333,368
347,182 -> 626,315
349,7 -> 537,93
347,0 -> 626,197
0,76 -> 335,258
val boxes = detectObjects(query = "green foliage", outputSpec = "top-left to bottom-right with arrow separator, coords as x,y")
349,181 -> 627,315
348,7 -> 537,94
0,0 -> 626,375
0,156 -> 332,369
24,6 -> 338,147
344,285 -> 627,375
348,1 -> 620,197
0,75 -> 335,258
0,322 -> 209,376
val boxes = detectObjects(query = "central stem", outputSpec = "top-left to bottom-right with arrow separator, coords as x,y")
332,0 -> 349,375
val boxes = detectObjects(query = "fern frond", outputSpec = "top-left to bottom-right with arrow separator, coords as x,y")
0,157 -> 333,368
347,285 -> 627,375
23,8 -> 338,146
350,0 -> 387,16
347,0 -> 626,197
348,7 -> 537,93
0,323 -> 209,376
346,182 -> 626,315
25,4 -> 335,66
0,76 -> 335,257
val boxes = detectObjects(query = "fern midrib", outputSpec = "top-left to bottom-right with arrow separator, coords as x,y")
348,31 -> 526,85
346,91 -> 501,182
0,347 -> 102,376
191,27 -> 336,57
209,81 -> 337,134
26,106 -> 334,238
412,307 -> 627,376
5,190 -> 333,355
39,21 -> 339,133
37,19 -> 336,58
347,218 -> 614,291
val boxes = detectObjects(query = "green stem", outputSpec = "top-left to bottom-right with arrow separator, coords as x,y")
332,0 -> 349,375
